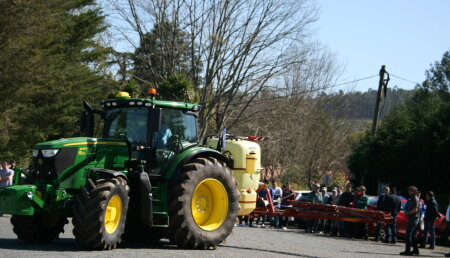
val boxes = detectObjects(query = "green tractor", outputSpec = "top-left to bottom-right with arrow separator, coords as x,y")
0,91 -> 245,250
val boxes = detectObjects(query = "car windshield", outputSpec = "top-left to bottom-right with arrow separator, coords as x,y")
103,107 -> 149,145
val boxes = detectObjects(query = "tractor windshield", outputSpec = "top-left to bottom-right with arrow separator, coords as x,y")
103,107 -> 149,145
102,107 -> 198,149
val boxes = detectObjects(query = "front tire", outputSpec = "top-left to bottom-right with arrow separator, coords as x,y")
72,177 -> 129,250
168,157 -> 240,249
11,213 -> 68,243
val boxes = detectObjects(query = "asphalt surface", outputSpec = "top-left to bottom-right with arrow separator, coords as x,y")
0,215 -> 448,258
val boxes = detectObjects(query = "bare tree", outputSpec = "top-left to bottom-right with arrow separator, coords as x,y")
106,0 -> 318,137
232,45 -> 352,189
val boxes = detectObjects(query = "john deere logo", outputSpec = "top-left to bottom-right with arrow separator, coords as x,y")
38,159 -> 44,165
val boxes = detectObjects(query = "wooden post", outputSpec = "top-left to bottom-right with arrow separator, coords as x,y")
371,65 -> 386,135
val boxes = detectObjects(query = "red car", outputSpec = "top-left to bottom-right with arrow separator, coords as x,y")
367,196 -> 449,245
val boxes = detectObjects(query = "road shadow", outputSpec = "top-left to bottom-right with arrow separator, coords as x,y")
341,250 -> 444,257
221,244 -> 321,258
0,237 -> 179,252
341,250 -> 401,256
0,238 -> 84,252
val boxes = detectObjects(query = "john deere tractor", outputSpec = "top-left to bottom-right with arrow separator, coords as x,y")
0,92 -> 262,250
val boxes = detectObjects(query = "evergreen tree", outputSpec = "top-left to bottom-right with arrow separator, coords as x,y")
133,21 -> 200,96
0,0 -> 115,162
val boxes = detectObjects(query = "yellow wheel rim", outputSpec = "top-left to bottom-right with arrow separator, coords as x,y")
104,195 -> 122,234
191,178 -> 228,231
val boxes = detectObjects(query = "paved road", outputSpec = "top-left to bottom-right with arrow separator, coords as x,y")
0,215 -> 448,257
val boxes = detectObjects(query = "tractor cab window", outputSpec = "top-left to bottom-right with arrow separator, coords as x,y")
151,109 -> 197,174
103,107 -> 149,146
153,109 -> 197,149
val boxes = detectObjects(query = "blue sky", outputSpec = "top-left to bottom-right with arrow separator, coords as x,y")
316,0 -> 450,91
106,1 -> 450,92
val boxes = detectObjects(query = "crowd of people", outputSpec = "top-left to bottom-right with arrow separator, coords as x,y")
237,180 -> 450,257
1,160 -> 449,256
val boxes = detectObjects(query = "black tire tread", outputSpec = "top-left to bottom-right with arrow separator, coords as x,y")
11,214 -> 68,243
168,157 -> 240,249
72,177 -> 129,250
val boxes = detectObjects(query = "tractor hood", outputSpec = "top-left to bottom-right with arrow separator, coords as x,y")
31,137 -> 128,184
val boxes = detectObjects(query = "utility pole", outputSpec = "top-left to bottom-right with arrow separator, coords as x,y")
371,65 -> 387,135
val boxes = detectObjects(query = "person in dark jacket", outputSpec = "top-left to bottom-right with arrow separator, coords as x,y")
383,186 -> 402,244
337,183 -> 354,237
375,186 -> 389,241
420,191 -> 439,249
280,183 -> 295,230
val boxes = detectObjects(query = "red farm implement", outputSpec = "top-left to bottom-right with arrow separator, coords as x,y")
250,186 -> 392,225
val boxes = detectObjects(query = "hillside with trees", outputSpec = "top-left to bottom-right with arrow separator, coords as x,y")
348,50 -> 450,207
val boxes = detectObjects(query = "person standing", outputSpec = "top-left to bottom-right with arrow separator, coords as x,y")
417,190 -> 426,233
280,183 -> 295,230
384,187 -> 402,244
270,180 -> 282,228
306,184 -> 322,233
375,186 -> 389,241
10,160 -> 23,185
256,179 -> 273,228
420,191 -> 439,249
316,187 -> 329,234
0,160 -> 15,217
338,183 -> 355,237
0,161 -> 14,187
329,188 -> 340,236
336,186 -> 342,196
271,181 -> 282,201
353,186 -> 369,240
401,186 -> 421,256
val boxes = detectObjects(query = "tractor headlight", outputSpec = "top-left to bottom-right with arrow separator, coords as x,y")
26,191 -> 33,200
32,149 -> 39,157
42,149 -> 60,158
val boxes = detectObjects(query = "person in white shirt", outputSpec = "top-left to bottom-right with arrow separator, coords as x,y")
0,161 -> 14,188
269,180 -> 282,228
0,160 -> 14,217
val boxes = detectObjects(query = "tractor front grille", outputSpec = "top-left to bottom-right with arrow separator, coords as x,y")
33,148 -> 78,180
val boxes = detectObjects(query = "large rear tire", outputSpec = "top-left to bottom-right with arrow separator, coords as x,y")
72,177 -> 129,250
11,213 -> 68,243
168,157 -> 240,249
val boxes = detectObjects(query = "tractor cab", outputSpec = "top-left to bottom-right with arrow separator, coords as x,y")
82,91 -> 200,175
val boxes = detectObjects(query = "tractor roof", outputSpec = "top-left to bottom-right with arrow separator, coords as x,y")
101,95 -> 200,112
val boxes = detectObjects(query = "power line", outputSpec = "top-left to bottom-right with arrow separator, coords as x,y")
207,74 -> 379,107
390,74 -> 420,85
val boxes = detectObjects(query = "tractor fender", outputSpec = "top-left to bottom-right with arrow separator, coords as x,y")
167,149 -> 231,189
87,167 -> 129,184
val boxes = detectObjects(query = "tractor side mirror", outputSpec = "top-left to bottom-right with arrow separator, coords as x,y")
150,108 -> 161,132
81,101 -> 95,137
80,111 -> 87,133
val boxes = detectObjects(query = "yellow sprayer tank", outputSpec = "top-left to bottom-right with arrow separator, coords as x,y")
206,137 -> 261,215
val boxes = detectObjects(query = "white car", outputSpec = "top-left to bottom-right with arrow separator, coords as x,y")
294,190 -> 311,201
